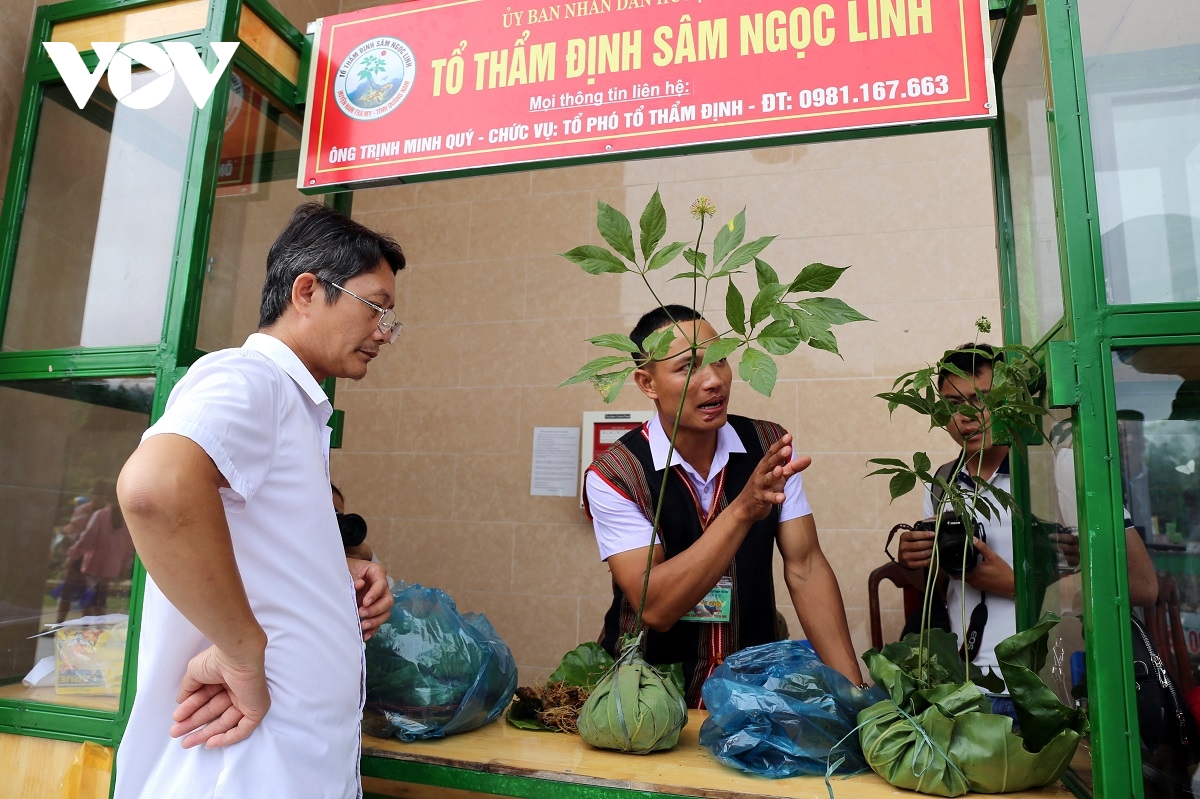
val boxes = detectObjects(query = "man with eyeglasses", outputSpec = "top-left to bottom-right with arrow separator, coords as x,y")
114,203 -> 405,799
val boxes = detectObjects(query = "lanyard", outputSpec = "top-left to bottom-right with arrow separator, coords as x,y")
672,464 -> 728,530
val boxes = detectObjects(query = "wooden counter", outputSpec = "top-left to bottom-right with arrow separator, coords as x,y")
362,711 -> 1076,799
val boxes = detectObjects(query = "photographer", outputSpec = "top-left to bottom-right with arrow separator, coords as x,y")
895,344 -> 1017,687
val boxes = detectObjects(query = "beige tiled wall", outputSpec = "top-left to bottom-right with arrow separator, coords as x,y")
332,130 -> 1002,682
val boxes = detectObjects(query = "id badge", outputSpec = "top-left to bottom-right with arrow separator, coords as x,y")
681,576 -> 732,622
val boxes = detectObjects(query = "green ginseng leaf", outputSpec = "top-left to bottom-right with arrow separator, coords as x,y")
586,333 -> 639,353
868,457 -> 910,469
725,281 -> 746,335
913,451 -> 931,473
701,337 -> 740,367
805,327 -> 841,357
596,201 -> 636,263
641,326 -> 676,362
738,346 -> 777,397
669,270 -> 706,281
562,245 -> 629,275
876,391 -> 933,416
757,319 -> 802,355
639,188 -> 667,260
754,257 -> 779,289
793,296 -> 872,326
645,241 -> 688,272
789,263 -> 849,293
593,369 -> 634,403
889,471 -> 917,501
683,248 -> 707,271
749,282 -> 787,326
718,235 -> 776,275
712,208 -> 746,267
560,355 -> 631,386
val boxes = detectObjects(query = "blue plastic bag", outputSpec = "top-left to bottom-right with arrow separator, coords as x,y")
364,582 -> 518,741
700,640 -> 885,778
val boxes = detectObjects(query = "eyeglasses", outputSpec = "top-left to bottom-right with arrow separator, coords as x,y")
325,280 -> 402,343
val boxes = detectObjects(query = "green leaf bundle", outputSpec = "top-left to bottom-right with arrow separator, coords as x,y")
577,638 -> 687,754
856,614 -> 1087,797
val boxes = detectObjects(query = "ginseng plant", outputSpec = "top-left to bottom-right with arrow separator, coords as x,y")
866,317 -> 1045,678
558,189 -> 870,751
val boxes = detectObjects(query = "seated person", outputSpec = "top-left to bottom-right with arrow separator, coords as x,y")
584,305 -> 864,707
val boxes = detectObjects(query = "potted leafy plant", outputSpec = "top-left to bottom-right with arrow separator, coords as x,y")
557,190 -> 869,753
858,328 -> 1089,796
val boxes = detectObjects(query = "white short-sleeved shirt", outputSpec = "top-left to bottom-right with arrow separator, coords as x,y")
586,416 -> 811,560
115,334 -> 364,799
923,461 -> 1017,674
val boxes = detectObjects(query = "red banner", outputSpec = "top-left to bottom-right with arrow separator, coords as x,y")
299,0 -> 994,189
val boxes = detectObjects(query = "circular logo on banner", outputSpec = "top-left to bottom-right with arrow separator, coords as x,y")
334,38 -> 416,120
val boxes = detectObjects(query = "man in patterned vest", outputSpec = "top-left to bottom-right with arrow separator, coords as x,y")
584,305 -> 864,707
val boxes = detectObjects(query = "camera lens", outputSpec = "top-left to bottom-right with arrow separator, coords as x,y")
337,512 -> 368,548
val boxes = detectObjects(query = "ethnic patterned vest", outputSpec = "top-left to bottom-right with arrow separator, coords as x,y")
587,415 -> 785,708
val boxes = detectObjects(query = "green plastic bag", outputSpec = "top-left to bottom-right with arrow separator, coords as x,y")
857,613 -> 1088,797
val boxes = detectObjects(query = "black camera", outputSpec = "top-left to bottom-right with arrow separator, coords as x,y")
915,513 -> 984,578
337,512 -> 368,548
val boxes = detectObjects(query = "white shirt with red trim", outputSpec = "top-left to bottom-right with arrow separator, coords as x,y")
586,416 -> 812,561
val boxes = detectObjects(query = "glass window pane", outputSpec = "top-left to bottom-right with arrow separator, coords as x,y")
2,74 -> 193,352
1112,346 -> 1200,797
1081,4 -> 1200,305
1002,5 -> 1064,344
1027,410 -> 1093,791
197,73 -> 305,353
0,377 -> 154,711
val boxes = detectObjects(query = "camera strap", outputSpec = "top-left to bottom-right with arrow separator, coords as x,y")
960,592 -> 988,662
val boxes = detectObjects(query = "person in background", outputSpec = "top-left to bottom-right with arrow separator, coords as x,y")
332,483 -> 374,561
67,483 -> 136,617
584,305 -> 864,708
114,203 -> 404,799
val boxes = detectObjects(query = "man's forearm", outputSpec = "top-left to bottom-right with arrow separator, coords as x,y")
118,435 -> 266,658
613,505 -> 756,631
787,560 -> 864,684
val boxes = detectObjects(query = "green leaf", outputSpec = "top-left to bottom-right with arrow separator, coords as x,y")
645,241 -> 688,271
701,337 -> 740,367
641,326 -> 676,361
738,346 -> 777,396
586,333 -> 639,353
889,471 -> 917,500
876,391 -> 932,416
712,208 -> 746,267
506,714 -> 552,731
725,281 -> 746,335
596,201 -> 635,262
789,263 -> 849,293
867,457 -> 910,469
683,248 -> 707,271
720,235 -> 776,274
794,297 -> 872,326
805,327 -> 841,357
560,355 -> 632,386
561,245 -> 629,275
756,320 -> 802,355
669,270 -> 705,281
639,189 -> 667,261
592,368 -> 634,403
913,452 -> 931,474
547,642 -> 615,689
749,283 -> 787,326
754,257 -> 779,289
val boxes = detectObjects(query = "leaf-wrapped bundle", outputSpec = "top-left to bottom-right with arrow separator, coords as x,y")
577,641 -> 687,754
857,613 -> 1088,796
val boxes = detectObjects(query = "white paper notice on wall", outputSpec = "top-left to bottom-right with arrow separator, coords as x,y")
530,427 -> 581,497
